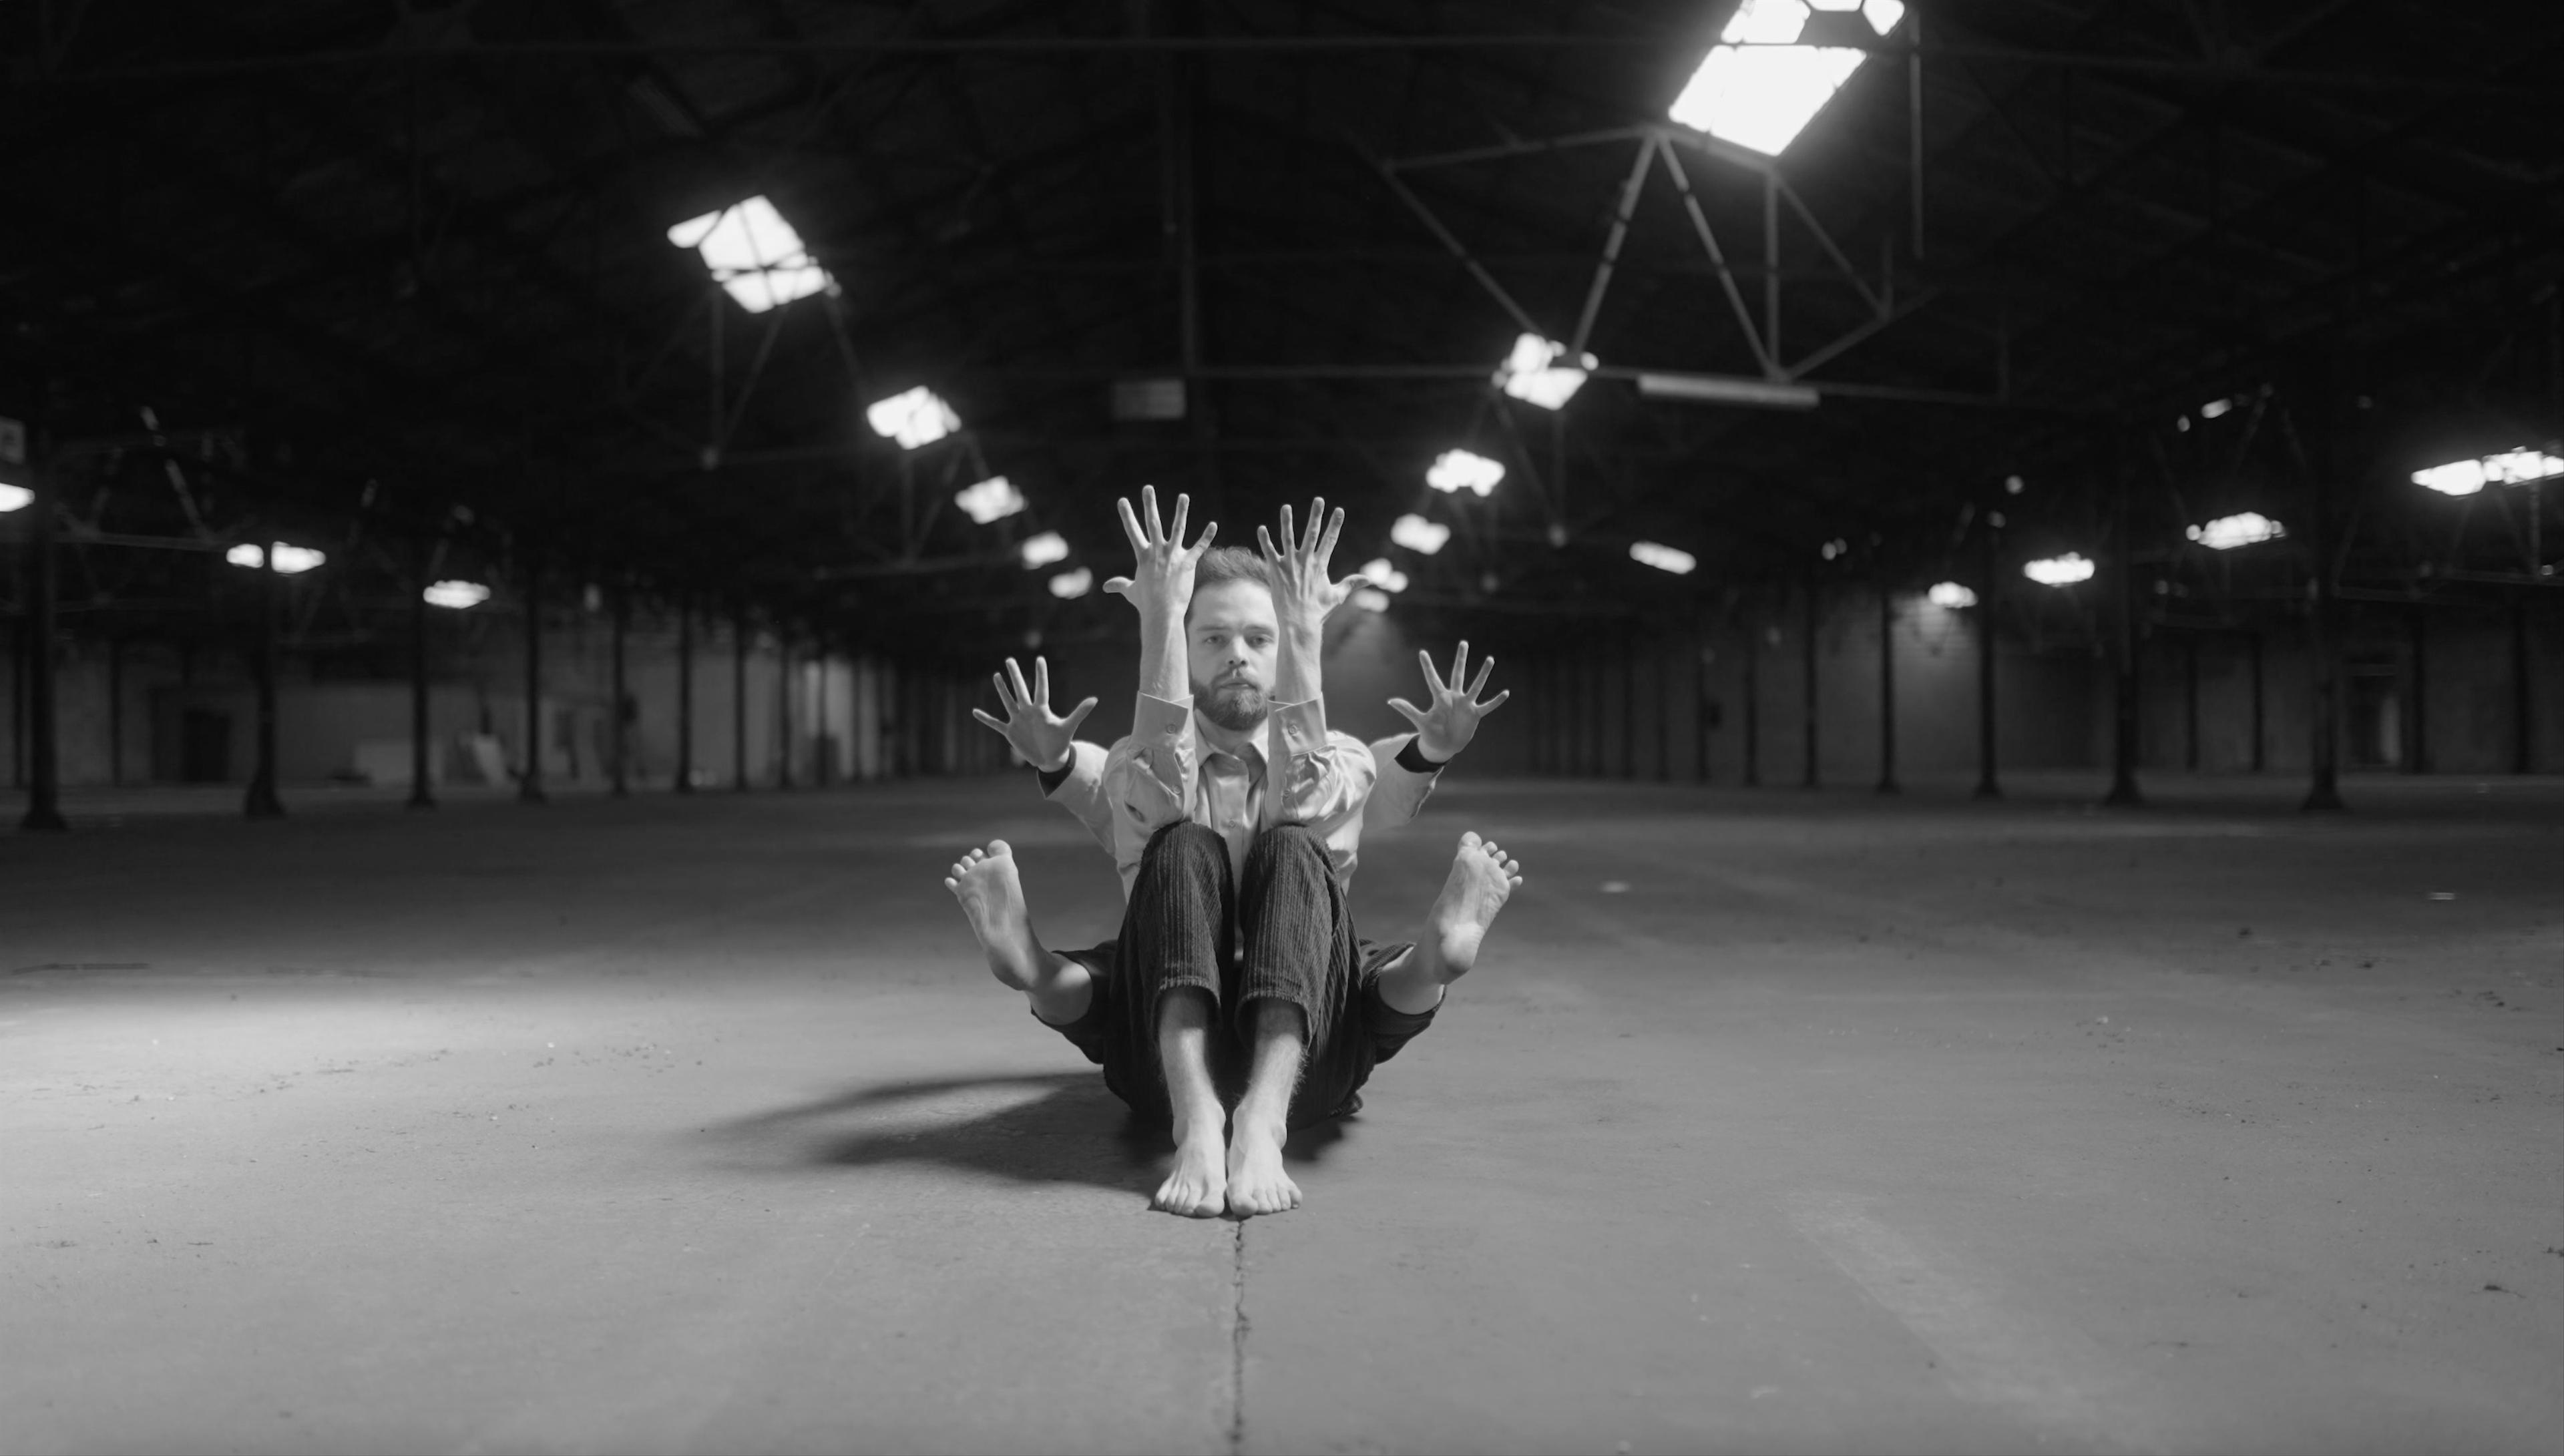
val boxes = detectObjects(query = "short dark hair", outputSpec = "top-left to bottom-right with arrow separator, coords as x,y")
1187,546 -> 1275,622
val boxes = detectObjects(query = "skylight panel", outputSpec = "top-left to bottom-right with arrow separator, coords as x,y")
1359,557 -> 1411,593
666,196 -> 833,313
424,580 -> 492,609
1630,541 -> 1698,575
226,543 -> 326,574
0,482 -> 30,513
1495,333 -> 1595,410
1926,581 -> 1976,608
1390,514 -> 1452,555
1351,587 -> 1393,614
1428,449 -> 1506,496
955,475 -> 1027,525
1019,531 -> 1070,569
1667,0 -> 1900,157
2186,512 -> 2286,550
1048,567 -> 1094,599
867,387 -> 962,450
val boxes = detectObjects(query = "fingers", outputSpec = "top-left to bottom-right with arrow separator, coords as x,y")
1005,657 -> 1033,706
1277,503 -> 1295,559
1256,525 -> 1281,562
1467,655 -> 1495,698
1141,483 -> 1164,543
1448,639 -> 1470,692
1116,497 -> 1147,555
1032,656 -> 1050,706
1190,519 -> 1217,552
1386,698 -> 1427,728
970,708 -> 1008,734
1299,497 -> 1326,554
1104,576 -> 1136,596
1167,492 -> 1189,549
1478,688 -> 1510,714
1314,503 -> 1343,564
990,671 -> 1016,710
1416,648 -> 1440,689
1062,696 -> 1098,732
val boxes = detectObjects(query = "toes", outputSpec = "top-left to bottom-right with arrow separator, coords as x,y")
987,838 -> 1012,858
1459,830 -> 1482,851
1481,840 -> 1504,859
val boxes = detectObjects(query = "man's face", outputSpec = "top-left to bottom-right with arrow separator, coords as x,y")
1187,579 -> 1279,732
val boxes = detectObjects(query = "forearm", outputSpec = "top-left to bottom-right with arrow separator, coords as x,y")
1136,604 -> 1189,702
1272,623 -> 1323,707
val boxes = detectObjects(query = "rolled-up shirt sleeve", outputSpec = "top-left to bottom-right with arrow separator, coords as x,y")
1105,692 -> 1199,839
1264,696 -> 1373,829
1041,740 -> 1117,855
1363,732 -> 1443,831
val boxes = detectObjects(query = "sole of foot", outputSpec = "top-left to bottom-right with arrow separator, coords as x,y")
943,840 -> 1043,989
1153,1135 -> 1228,1218
1225,1121 -> 1301,1218
1431,831 -> 1524,979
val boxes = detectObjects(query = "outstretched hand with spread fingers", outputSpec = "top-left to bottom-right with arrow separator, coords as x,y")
1388,640 -> 1510,761
969,656 -> 1096,773
1102,485 -> 1217,619
1255,497 -> 1369,633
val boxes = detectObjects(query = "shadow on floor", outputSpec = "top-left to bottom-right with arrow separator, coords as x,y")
707,1069 -> 1357,1198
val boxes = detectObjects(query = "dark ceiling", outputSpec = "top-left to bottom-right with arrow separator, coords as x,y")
5,0 -> 2559,652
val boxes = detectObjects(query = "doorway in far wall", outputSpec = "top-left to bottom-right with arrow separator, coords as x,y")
2346,656 -> 2401,769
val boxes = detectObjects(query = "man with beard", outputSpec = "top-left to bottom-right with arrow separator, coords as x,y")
943,489 -> 1522,1218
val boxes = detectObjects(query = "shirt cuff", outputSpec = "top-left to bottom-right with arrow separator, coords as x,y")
1269,696 -> 1329,758
1394,735 -> 1448,774
1035,758 -> 1074,794
1132,692 -> 1194,742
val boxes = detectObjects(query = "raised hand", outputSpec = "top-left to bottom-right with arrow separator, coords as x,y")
1387,640 -> 1510,760
1255,497 -> 1369,636
969,656 -> 1098,772
1102,485 -> 1217,620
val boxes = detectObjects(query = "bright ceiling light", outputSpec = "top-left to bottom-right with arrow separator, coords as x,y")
955,475 -> 1026,525
1926,581 -> 1977,608
1359,557 -> 1410,593
2186,512 -> 2286,550
424,580 -> 491,610
1494,333 -> 1595,410
1635,372 -> 1820,409
1390,514 -> 1452,555
1351,587 -> 1393,614
0,482 -> 29,513
1427,448 -> 1506,496
1048,567 -> 1093,599
2199,397 -> 2237,420
867,386 -> 961,450
1630,541 -> 1697,575
1667,0 -> 1895,157
226,543 -> 326,574
1020,531 -> 1070,569
2022,553 -> 2095,587
2413,448 -> 2564,496
666,196 -> 833,312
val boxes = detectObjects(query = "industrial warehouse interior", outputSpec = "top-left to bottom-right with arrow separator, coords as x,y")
3,2 -> 2559,1453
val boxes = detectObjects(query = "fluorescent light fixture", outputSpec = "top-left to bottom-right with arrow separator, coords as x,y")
424,579 -> 491,610
1629,541 -> 1698,575
1359,557 -> 1410,593
1351,587 -> 1393,614
2199,397 -> 2239,420
0,482 -> 29,513
1820,537 -> 1847,560
1494,333 -> 1595,410
955,475 -> 1026,525
1048,567 -> 1093,599
2022,553 -> 2095,587
665,196 -> 832,312
2412,448 -> 2564,496
1926,581 -> 1977,608
866,386 -> 962,450
1427,448 -> 1506,496
225,543 -> 326,574
1019,531 -> 1070,569
1110,379 -> 1187,421
2185,512 -> 2286,550
1636,371 -> 1820,409
1667,0 -> 1899,158
1390,514 -> 1452,555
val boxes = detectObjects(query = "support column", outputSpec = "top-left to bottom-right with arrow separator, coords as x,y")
1875,584 -> 1900,794
2105,437 -> 2144,808
108,636 -> 124,788
408,539 -> 435,810
732,607 -> 750,791
2185,635 -> 2201,772
1657,622 -> 1673,783
1801,573 -> 1821,788
2405,606 -> 2427,774
775,635 -> 795,788
1620,621 -> 1637,780
674,597 -> 695,794
2302,404 -> 2344,810
244,539 -> 286,819
17,447 -> 65,832
1741,603 -> 1761,787
815,650 -> 833,788
1690,608 -> 1708,784
1974,524 -> 2001,799
517,555 -> 546,804
2248,630 -> 2266,772
2512,601 -> 2534,774
610,582 -> 629,797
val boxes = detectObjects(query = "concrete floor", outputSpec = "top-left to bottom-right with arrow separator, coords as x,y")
3,772 -> 2558,1455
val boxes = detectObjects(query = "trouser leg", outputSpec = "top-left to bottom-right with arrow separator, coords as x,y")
1106,821 -> 1233,1122
1236,824 -> 1363,1126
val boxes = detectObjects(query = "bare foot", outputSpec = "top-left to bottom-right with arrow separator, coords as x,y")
1154,1128 -> 1229,1217
943,842 -> 1046,990
1431,831 -> 1523,980
1225,1118 -> 1302,1217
